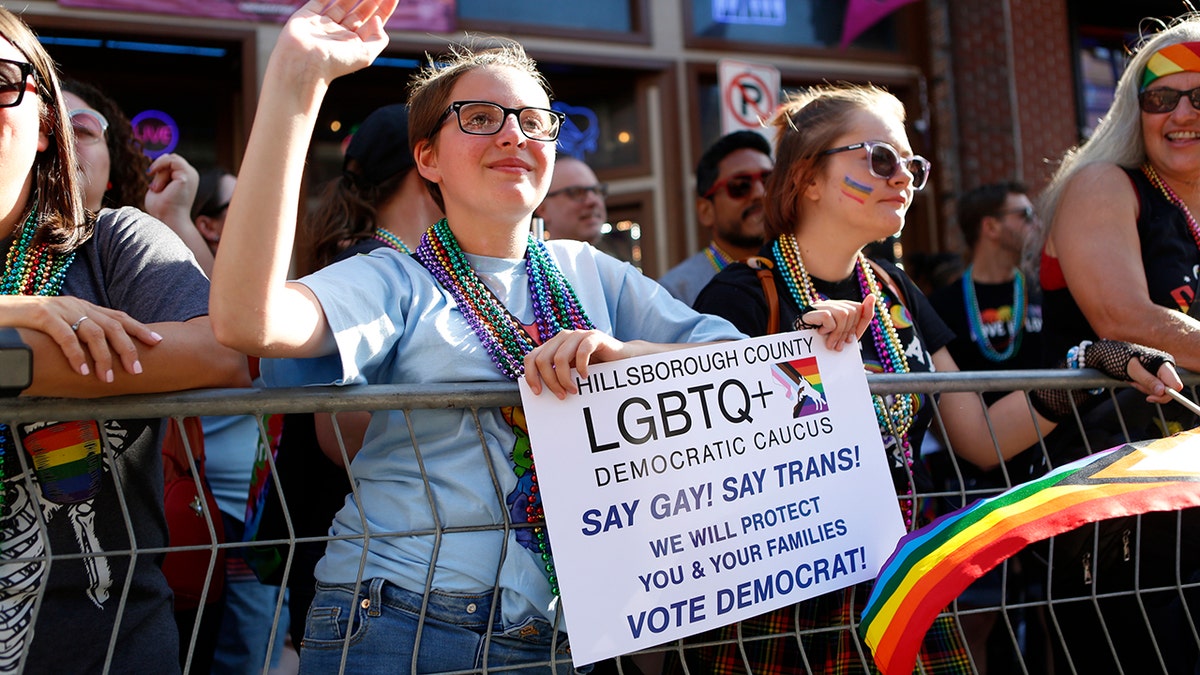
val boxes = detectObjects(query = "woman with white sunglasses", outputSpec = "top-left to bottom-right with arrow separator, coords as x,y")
688,83 -> 1182,674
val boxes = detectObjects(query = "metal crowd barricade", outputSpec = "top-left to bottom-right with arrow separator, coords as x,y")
1,371 -> 1197,674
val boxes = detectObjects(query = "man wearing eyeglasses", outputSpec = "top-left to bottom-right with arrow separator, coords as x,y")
658,131 -> 773,306
535,155 -> 609,245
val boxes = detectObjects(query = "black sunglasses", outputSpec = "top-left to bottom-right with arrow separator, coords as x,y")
1139,86 -> 1200,114
820,141 -> 930,191
703,170 -> 772,200
0,58 -> 35,109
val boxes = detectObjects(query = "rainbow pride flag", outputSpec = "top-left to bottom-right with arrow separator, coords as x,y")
859,427 -> 1200,675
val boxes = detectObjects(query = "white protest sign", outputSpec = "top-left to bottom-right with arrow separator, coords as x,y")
518,333 -> 905,666
718,58 -> 780,142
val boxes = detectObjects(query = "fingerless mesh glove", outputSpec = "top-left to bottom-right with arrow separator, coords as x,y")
1029,339 -> 1174,421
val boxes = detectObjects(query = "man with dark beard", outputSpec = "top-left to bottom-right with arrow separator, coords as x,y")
659,131 -> 773,305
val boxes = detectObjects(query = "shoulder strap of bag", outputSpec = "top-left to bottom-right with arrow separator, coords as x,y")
742,255 -> 907,337
162,416 -> 206,484
744,256 -> 780,335
865,257 -> 909,310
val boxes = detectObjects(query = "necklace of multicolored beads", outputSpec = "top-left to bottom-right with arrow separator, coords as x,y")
772,233 -> 919,528
0,206 -> 77,509
961,264 -> 1026,363
372,228 -> 411,255
1143,163 -> 1200,252
415,218 -> 595,595
704,242 -> 736,272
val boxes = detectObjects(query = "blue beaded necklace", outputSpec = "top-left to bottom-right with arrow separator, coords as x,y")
372,228 -> 411,255
961,264 -> 1025,363
0,205 -> 77,509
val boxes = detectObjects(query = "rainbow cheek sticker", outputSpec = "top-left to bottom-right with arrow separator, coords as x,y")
841,175 -> 874,203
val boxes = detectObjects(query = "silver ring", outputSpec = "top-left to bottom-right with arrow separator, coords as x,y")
70,316 -> 90,332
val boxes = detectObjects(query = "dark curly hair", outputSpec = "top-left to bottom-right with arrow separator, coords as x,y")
62,78 -> 150,210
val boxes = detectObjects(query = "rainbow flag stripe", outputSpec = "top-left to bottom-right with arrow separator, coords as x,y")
859,427 -> 1200,675
792,356 -> 824,394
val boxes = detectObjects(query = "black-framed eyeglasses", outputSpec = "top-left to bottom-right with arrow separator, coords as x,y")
703,170 -> 772,200
0,58 -> 35,109
996,205 -> 1036,222
820,141 -> 930,191
438,100 -> 565,142
1138,86 -> 1200,114
546,183 -> 608,202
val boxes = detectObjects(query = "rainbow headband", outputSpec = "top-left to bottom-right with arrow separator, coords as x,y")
1142,41 -> 1200,90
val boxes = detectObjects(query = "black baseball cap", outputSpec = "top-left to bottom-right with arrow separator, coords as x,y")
343,103 -> 415,189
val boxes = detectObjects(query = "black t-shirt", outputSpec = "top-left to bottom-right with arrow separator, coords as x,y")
928,275 -> 1044,375
1,207 -> 211,674
694,251 -> 953,494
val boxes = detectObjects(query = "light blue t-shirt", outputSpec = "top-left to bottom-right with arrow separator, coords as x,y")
658,249 -> 720,307
261,239 -> 745,628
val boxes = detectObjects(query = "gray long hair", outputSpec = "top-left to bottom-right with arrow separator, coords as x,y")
1030,13 -> 1200,275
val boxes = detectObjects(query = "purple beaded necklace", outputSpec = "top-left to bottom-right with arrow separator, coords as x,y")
415,218 -> 595,595
415,218 -> 594,378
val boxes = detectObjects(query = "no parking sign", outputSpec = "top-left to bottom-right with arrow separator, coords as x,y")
718,59 -> 780,142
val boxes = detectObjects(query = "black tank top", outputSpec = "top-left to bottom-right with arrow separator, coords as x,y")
1041,166 -> 1200,362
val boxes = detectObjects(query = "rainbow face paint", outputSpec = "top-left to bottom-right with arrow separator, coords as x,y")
841,175 -> 874,203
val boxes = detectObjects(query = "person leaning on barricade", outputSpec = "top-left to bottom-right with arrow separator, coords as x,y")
684,82 -> 1184,674
0,6 -> 250,673
205,1 -> 873,671
1030,11 -> 1200,674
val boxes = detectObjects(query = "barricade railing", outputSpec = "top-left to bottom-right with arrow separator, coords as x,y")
2,370 -> 1198,675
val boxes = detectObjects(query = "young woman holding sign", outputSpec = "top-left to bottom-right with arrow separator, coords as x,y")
688,84 -> 1183,673
208,1 -> 870,671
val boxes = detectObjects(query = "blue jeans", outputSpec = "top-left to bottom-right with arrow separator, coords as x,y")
299,578 -> 587,674
212,511 -> 290,674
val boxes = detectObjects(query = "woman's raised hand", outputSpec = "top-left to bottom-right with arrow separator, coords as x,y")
277,0 -> 398,83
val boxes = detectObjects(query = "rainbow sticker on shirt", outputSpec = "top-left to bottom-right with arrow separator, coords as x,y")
771,356 -> 829,418
502,406 -> 539,550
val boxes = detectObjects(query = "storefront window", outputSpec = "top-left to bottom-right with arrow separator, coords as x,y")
544,64 -> 644,172
689,0 -> 898,50
1077,36 -> 1129,139
39,32 -> 245,173
458,0 -> 635,33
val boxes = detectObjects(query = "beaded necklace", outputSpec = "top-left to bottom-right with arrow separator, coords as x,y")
772,233 -> 919,528
415,218 -> 595,595
961,265 -> 1026,363
372,228 -> 411,255
0,206 -> 77,509
1142,163 -> 1200,252
704,242 -> 736,272
1,208 -> 76,296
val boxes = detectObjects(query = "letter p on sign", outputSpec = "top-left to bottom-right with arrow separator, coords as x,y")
719,58 -> 780,144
